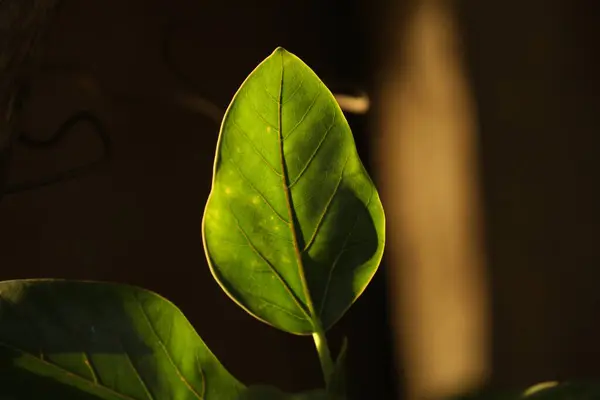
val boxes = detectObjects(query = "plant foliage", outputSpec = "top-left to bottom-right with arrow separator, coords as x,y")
0,48 -> 384,399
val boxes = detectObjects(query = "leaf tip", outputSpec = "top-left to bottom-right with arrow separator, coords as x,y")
271,46 -> 288,56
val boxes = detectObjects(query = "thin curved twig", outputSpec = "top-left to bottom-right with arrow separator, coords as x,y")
5,110 -> 111,194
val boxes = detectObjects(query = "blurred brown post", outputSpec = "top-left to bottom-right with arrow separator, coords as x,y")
374,0 -> 490,398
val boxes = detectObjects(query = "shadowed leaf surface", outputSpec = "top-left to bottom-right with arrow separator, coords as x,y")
202,47 -> 385,335
0,280 -> 244,399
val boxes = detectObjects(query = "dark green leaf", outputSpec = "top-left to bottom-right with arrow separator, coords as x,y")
0,279 -> 245,399
202,47 -> 385,335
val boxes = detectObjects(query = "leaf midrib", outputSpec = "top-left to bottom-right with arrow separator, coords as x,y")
229,209 -> 311,322
276,50 -> 319,327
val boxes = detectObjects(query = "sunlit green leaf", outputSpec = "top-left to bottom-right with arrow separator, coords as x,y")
202,47 -> 385,335
522,381 -> 560,397
522,381 -> 600,399
0,279 -> 245,399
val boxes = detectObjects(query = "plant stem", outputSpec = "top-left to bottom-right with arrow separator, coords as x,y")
313,326 -> 335,386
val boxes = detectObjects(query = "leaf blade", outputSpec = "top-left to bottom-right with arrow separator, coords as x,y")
203,47 -> 385,334
0,279 -> 244,399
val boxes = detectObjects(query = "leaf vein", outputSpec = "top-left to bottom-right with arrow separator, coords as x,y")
245,90 -> 279,132
230,119 -> 281,177
318,189 -> 375,317
303,155 -> 349,253
262,86 -> 280,104
230,212 -> 311,320
283,90 -> 321,141
282,73 -> 305,105
237,287 -> 307,321
276,48 -> 319,329
84,355 -> 100,385
133,294 -> 203,400
0,341 -> 140,400
226,153 -> 289,225
0,291 -> 107,391
38,299 -> 102,386
195,352 -> 207,398
288,113 -> 337,188
261,229 -> 294,243
120,342 -> 156,400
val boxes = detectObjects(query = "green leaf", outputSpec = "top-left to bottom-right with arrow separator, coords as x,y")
202,47 -> 385,335
522,382 -> 561,397
0,279 -> 245,399
522,381 -> 600,399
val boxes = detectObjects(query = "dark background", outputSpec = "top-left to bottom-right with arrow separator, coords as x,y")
458,0 -> 600,390
1,0 -> 600,399
0,0 -> 396,398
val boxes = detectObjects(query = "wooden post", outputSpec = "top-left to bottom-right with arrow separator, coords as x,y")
375,0 -> 490,398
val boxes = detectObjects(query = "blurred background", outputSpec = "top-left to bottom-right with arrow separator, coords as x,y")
1,0 -> 599,399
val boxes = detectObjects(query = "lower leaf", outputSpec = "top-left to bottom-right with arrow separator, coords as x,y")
0,279 -> 245,399
522,381 -> 600,399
